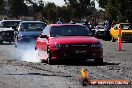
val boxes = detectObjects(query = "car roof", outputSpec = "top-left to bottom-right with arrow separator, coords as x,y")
118,23 -> 131,25
20,21 -> 45,24
48,24 -> 84,27
0,20 -> 22,22
76,22 -> 84,25
98,23 -> 104,25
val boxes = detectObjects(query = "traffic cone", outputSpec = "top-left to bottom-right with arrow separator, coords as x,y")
81,67 -> 89,78
81,67 -> 91,86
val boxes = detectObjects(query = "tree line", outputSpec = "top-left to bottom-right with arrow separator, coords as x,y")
0,0 -> 131,23
97,0 -> 132,23
0,0 -> 97,23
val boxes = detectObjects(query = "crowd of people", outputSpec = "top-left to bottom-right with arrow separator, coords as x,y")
55,17 -> 131,41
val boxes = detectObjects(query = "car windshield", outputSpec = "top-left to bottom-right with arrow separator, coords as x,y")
50,25 -> 92,37
20,23 -> 46,31
122,24 -> 132,30
1,21 -> 21,28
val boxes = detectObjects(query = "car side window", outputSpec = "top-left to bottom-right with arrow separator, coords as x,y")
43,26 -> 50,35
128,25 -> 132,29
20,23 -> 28,30
0,22 -> 2,27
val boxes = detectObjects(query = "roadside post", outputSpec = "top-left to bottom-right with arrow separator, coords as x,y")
117,26 -> 124,51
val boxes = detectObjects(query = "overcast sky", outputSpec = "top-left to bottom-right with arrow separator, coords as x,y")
43,0 -> 99,9
44,0 -> 65,6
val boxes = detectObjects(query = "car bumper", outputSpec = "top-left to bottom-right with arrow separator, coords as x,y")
0,31 -> 14,42
50,48 -> 103,60
18,36 -> 38,41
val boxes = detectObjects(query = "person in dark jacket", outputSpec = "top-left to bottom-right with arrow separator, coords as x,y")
84,20 -> 92,31
104,17 -> 111,40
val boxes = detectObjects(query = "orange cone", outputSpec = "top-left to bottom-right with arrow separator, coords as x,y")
81,67 -> 90,86
81,67 -> 89,78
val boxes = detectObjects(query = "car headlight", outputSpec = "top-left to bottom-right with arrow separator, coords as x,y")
91,43 -> 103,48
55,44 -> 68,48
55,44 -> 61,48
1,32 -> 5,35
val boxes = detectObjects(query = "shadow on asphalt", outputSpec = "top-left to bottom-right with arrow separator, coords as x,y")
0,42 -> 14,45
49,61 -> 120,66
5,73 -> 72,78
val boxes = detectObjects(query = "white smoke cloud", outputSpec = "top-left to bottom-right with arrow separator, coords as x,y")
21,50 -> 41,63
13,40 -> 48,63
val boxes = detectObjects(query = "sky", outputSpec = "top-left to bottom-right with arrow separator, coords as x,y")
44,0 -> 65,6
43,0 -> 100,9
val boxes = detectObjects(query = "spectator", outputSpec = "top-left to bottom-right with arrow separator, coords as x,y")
84,20 -> 93,34
104,17 -> 111,40
111,20 -> 116,28
56,20 -> 62,24
56,18 -> 64,24
70,20 -> 75,24
126,20 -> 129,23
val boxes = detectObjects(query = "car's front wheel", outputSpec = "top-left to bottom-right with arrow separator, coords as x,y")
0,40 -> 3,44
47,57 -> 52,65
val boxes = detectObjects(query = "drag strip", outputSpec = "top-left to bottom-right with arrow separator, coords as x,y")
0,40 -> 132,88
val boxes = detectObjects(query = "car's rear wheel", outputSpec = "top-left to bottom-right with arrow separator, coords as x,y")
35,46 -> 37,50
8,40 -> 12,44
40,59 -> 46,63
111,37 -> 116,42
47,50 -> 53,65
0,40 -> 3,44
35,49 -> 46,63
94,58 -> 103,64
47,57 -> 52,65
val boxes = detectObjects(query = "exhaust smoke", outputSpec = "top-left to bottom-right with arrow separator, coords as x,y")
12,40 -> 48,63
16,41 -> 42,63
21,50 -> 41,63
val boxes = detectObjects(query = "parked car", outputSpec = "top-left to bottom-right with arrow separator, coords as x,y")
35,24 -> 103,64
110,23 -> 132,42
15,21 -> 47,47
94,23 -> 105,38
76,22 -> 84,25
0,20 -> 22,44
0,20 -> 22,28
76,22 -> 95,35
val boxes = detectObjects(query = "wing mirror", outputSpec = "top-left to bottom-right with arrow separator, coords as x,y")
39,34 -> 48,38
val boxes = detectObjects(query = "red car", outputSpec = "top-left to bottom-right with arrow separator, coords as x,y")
35,24 -> 103,64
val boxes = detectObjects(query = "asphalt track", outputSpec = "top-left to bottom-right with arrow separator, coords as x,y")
0,40 -> 132,88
